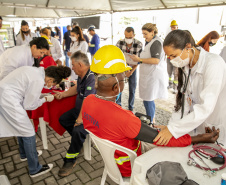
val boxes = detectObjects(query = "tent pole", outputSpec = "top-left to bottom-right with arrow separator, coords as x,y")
111,12 -> 113,44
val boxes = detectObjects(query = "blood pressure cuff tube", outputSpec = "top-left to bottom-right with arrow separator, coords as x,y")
135,122 -> 159,143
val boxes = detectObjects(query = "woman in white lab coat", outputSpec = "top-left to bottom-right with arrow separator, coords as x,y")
67,26 -> 88,80
130,23 -> 168,123
0,37 -> 49,80
0,65 -> 71,177
16,20 -> 37,46
154,30 -> 226,146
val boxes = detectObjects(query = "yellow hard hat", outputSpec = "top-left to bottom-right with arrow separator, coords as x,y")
41,35 -> 53,47
170,20 -> 178,27
90,45 -> 132,74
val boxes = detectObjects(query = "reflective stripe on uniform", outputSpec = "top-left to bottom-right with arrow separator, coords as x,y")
169,77 -> 172,81
65,153 -> 79,159
115,141 -> 140,165
173,80 -> 178,84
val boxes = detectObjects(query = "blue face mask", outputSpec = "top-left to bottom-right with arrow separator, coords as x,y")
116,92 -> 122,101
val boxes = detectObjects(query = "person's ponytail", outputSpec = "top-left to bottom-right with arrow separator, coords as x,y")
45,66 -> 71,84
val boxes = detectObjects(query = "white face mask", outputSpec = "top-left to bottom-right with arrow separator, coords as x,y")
125,38 -> 133,44
70,36 -> 77,42
170,49 -> 190,68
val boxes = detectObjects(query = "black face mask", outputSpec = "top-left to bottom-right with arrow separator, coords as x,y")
209,41 -> 216,47
22,30 -> 30,34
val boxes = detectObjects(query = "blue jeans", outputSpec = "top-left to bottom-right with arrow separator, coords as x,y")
116,69 -> 137,110
64,50 -> 70,67
143,101 -> 155,122
17,135 -> 42,174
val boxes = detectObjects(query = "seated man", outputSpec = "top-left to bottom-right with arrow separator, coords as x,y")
82,45 -> 219,177
53,51 -> 95,177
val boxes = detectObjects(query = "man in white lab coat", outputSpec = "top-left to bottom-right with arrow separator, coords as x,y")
0,16 -> 5,56
0,37 -> 49,80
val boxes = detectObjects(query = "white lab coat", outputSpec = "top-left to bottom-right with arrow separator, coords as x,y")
16,32 -> 37,46
220,46 -> 226,62
70,40 -> 88,54
139,36 -> 168,101
50,37 -> 63,61
0,37 -> 5,56
168,47 -> 226,145
69,41 -> 88,80
0,44 -> 34,80
0,66 -> 46,137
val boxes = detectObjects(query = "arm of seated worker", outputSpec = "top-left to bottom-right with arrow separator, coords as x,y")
134,122 -> 217,147
62,85 -> 77,97
53,84 -> 77,100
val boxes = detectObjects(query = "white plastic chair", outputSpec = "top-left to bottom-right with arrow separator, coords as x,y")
86,129 -> 137,185
0,175 -> 11,185
83,133 -> 91,160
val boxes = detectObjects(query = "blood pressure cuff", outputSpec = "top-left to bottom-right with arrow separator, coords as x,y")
134,122 -> 158,143
146,161 -> 198,185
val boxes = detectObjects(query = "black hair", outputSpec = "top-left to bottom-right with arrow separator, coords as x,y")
29,37 -> 49,50
21,20 -> 28,26
71,26 -> 85,45
73,22 -> 79,26
54,26 -> 60,34
125,27 -> 134,34
71,51 -> 90,66
0,16 -> 2,20
163,30 -> 196,49
163,30 -> 197,112
45,66 -> 71,84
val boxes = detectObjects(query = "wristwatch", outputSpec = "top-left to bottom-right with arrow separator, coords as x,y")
138,59 -> 143,64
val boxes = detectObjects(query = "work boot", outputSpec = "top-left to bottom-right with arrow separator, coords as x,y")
58,160 -> 77,177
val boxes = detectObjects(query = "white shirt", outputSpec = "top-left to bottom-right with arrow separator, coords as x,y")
220,46 -> 226,62
0,66 -> 46,137
0,36 -> 5,56
70,40 -> 88,54
0,45 -> 34,80
168,47 -> 226,145
16,32 -> 37,46
50,37 -> 63,61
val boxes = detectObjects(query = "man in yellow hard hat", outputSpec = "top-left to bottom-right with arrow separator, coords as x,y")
81,45 -> 219,177
170,20 -> 178,31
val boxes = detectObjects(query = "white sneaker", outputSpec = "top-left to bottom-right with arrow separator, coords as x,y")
20,150 -> 43,162
30,164 -> 53,178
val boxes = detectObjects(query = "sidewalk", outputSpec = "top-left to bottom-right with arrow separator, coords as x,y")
0,86 -> 176,185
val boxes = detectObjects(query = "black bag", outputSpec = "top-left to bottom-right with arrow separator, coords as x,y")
146,161 -> 199,185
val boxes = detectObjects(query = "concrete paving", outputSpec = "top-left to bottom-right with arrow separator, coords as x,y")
0,85 -> 176,185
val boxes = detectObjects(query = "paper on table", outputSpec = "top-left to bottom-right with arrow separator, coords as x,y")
124,53 -> 138,66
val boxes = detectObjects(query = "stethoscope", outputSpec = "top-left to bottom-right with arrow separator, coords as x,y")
188,144 -> 226,178
181,67 -> 191,119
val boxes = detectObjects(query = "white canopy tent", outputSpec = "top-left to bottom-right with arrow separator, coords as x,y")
0,0 -> 226,18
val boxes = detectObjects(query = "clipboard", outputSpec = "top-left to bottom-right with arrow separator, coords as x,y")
124,53 -> 138,66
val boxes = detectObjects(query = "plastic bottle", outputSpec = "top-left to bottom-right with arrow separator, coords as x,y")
221,173 -> 226,185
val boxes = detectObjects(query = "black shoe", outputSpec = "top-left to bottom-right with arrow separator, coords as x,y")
58,161 -> 77,177
30,164 -> 53,178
